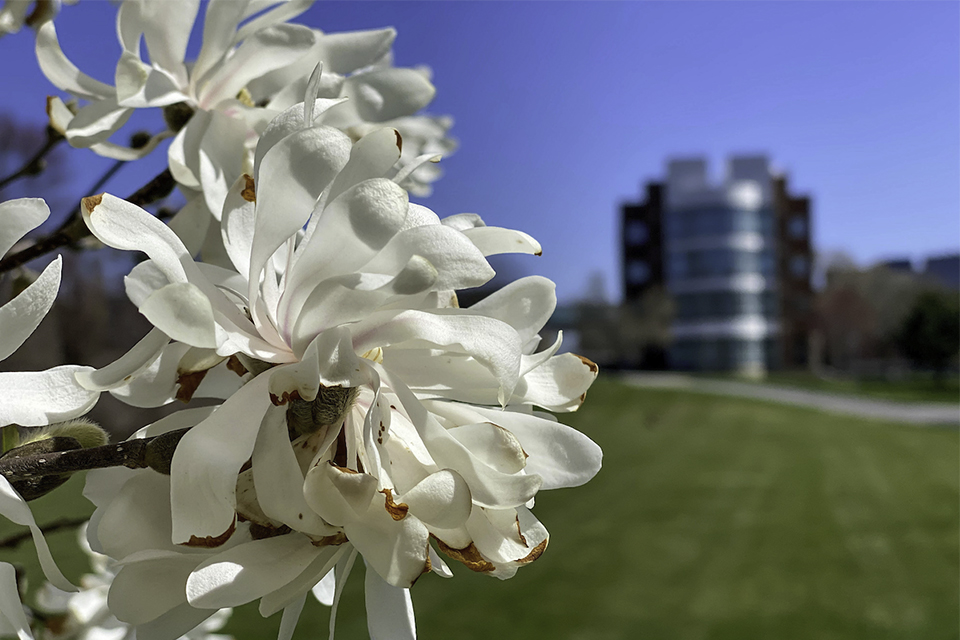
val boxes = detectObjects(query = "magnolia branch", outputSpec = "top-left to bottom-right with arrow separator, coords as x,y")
0,127 -> 64,193
0,428 -> 189,500
0,516 -> 88,549
0,168 -> 175,274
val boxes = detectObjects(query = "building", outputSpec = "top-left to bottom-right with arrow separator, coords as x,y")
621,155 -> 814,373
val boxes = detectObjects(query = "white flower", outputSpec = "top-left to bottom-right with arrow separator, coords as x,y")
33,525 -> 234,640
39,0 -> 442,218
39,0 -> 316,161
76,104 -> 600,638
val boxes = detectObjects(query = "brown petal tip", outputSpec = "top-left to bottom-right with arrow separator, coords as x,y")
394,129 -> 403,154
241,174 -> 256,203
517,538 -> 548,565
433,537 -> 495,573
81,194 -> 103,215
175,369 -> 209,403
226,355 -> 248,376
575,354 -> 599,374
381,488 -> 409,521
182,521 -> 236,548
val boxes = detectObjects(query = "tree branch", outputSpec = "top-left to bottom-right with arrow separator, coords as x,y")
0,168 -> 175,274
0,428 -> 190,499
0,517 -> 88,550
0,127 -> 64,194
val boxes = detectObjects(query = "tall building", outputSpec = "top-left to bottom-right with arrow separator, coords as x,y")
621,155 -> 813,373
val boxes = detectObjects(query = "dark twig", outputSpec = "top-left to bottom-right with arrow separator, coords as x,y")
0,516 -> 89,550
0,168 -> 175,274
0,127 -> 64,194
0,427 -> 190,487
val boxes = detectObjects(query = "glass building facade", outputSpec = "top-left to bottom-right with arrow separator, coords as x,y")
621,156 -> 813,372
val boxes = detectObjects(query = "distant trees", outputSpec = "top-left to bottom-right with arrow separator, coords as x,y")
895,292 -> 960,378
813,258 -> 958,377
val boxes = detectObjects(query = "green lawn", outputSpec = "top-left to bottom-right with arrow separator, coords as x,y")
702,371 -> 960,404
2,377 -> 957,639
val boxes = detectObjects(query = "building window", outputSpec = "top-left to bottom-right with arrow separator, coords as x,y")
626,260 -> 650,285
789,255 -> 808,278
788,215 -> 807,240
625,220 -> 648,246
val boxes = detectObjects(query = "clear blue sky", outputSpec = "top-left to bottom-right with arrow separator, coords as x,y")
1,1 -> 957,302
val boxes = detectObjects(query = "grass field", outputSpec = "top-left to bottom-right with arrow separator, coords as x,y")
1,377 -> 957,639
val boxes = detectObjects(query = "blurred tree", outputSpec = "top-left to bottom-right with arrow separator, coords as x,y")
895,291 -> 960,379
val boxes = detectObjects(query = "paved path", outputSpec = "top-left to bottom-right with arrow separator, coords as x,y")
620,373 -> 960,427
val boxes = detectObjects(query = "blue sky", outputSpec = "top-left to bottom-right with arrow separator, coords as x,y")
1,1 -> 957,302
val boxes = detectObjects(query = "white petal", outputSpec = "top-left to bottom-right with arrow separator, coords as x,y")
139,282 -> 219,349
168,110 -> 210,189
467,276 -> 556,346
364,568 -> 416,640
303,463 -> 378,526
353,311 -> 522,404
83,194 -> 263,348
515,352 -> 598,412
253,98 -> 349,177
248,125 -> 351,306
277,593 -> 305,640
357,224 -> 494,292
0,476 -> 73,591
267,328 -> 365,401
280,178 -> 409,334
343,509 -> 428,589
253,405 -> 338,536
74,327 -> 168,391
168,196 -> 213,258
87,130 -> 173,161
258,546 -> 344,617
446,423 -> 527,475
440,213 -> 483,232
137,0 -> 199,85
401,469 -> 471,530
198,24 -> 315,109
197,110 -> 249,218
234,0 -> 312,42
191,0 -> 248,85
343,68 -> 435,122
316,28 -> 395,74
378,370 -> 541,510
0,256 -> 60,361
108,554 -> 200,625
0,197 -> 49,257
462,226 -> 542,257
108,342 -> 189,408
96,470 -> 178,561
63,99 -> 133,147
326,127 -> 402,204
186,534 -> 321,609
0,563 -> 32,640
220,175 -> 257,276
0,366 -> 98,427
36,21 -> 114,100
135,603 -> 217,640
170,372 -> 272,544
311,570 -> 335,606
461,406 -> 602,490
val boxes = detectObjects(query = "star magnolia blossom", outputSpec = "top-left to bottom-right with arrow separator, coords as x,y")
34,526 -> 233,640
38,0 -> 443,216
76,96 -> 601,638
